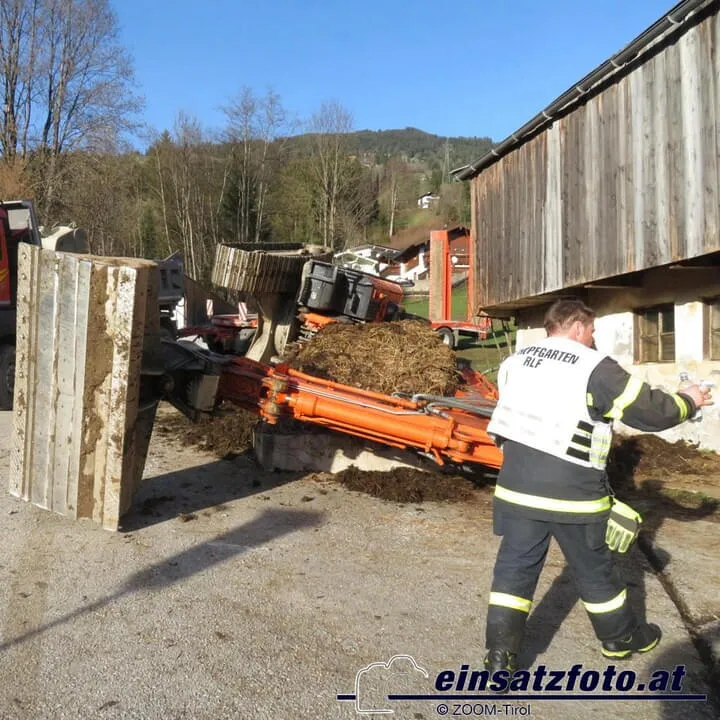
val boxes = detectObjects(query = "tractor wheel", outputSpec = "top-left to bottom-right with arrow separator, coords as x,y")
0,345 -> 16,410
436,327 -> 456,350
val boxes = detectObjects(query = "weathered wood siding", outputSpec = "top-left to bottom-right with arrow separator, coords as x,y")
472,7 -> 720,309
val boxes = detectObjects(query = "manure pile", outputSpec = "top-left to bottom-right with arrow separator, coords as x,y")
153,406 -> 257,459
607,434 -> 720,484
284,320 -> 460,396
332,466 -> 478,503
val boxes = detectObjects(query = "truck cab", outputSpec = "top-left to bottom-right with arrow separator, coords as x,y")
0,201 -> 42,408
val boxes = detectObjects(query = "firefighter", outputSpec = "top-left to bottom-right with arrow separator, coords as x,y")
483,298 -> 713,676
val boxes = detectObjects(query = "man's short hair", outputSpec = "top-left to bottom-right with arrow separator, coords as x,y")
544,298 -> 596,334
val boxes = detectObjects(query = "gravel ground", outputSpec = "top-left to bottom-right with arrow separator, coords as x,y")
0,410 -> 716,720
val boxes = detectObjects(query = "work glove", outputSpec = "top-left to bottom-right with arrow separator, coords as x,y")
605,499 -> 643,553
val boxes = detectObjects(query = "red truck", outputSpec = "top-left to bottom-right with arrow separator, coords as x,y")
0,201 -> 44,408
0,200 -> 183,409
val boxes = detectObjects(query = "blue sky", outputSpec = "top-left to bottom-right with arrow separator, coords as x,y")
114,0 -> 672,145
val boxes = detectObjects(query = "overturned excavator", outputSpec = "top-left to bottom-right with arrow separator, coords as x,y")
9,241 -> 502,530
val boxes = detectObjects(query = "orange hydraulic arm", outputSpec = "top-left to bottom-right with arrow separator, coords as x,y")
216,356 -> 502,469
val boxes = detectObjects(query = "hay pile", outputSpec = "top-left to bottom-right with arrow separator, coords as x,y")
284,320 -> 460,396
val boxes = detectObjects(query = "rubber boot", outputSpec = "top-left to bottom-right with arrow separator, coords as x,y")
601,622 -> 662,660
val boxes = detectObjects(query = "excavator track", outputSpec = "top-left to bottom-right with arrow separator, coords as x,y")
210,242 -> 331,362
211,242 -> 331,294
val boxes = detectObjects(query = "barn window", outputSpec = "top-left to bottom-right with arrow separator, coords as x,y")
635,305 -> 675,363
706,298 -> 720,360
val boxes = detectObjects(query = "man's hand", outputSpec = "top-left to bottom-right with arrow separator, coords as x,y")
679,384 -> 714,410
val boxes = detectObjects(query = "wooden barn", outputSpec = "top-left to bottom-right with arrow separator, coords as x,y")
456,0 -> 720,449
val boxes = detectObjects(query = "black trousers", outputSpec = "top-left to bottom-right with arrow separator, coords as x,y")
486,510 -> 636,653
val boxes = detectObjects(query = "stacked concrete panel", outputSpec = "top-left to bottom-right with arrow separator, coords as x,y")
9,244 -> 160,530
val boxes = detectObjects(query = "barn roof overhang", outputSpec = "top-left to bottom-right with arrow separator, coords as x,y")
480,251 -> 720,317
453,0 -> 713,183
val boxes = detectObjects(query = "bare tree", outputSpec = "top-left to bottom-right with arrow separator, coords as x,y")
0,0 -> 40,160
222,88 -> 255,244
308,101 -> 353,249
253,89 -> 288,243
384,157 -> 403,238
221,87 -> 290,243
147,116 -> 228,281
0,0 -> 142,210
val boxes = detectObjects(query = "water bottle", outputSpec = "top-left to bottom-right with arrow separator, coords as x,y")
696,380 -> 716,422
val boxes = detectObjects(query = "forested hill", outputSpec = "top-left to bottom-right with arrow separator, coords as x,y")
289,127 -> 494,168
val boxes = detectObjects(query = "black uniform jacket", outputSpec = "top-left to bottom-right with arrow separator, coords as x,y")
495,356 -> 696,524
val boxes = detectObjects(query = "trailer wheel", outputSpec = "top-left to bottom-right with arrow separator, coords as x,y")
436,327 -> 455,349
0,345 -> 15,410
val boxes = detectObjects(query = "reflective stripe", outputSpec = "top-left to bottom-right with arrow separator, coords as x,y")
569,437 -> 591,450
602,647 -> 631,659
582,589 -> 627,614
589,424 -> 612,469
489,592 -> 532,613
672,393 -> 689,422
586,392 -> 594,406
605,377 -> 644,420
495,485 -> 611,514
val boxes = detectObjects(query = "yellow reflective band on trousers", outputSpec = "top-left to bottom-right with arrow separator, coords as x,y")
582,589 -> 627,614
494,485 -> 612,514
605,377 -> 644,421
489,592 -> 532,613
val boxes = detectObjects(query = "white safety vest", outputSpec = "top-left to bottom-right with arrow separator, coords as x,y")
487,336 -> 613,470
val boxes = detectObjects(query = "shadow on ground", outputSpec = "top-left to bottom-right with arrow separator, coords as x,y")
120,451 -> 304,532
0,506 -> 322,654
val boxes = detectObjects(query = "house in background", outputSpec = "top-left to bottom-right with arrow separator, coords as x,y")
380,225 -> 472,284
456,0 -> 720,449
417,192 -> 440,210
333,244 -> 400,276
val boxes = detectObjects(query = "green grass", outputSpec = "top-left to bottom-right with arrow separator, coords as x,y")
403,295 -> 429,316
403,285 -> 468,320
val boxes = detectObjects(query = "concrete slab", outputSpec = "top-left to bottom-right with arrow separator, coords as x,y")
696,619 -> 720,683
253,424 -> 434,473
641,518 -> 720,626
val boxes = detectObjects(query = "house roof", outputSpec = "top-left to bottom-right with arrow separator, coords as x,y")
387,224 -> 470,257
454,0 -> 709,181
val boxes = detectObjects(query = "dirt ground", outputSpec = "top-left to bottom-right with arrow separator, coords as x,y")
3,407 -> 717,720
